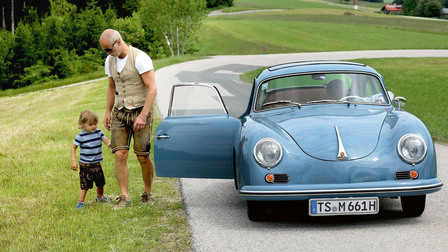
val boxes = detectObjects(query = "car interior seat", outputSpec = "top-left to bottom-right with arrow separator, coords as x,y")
326,79 -> 347,100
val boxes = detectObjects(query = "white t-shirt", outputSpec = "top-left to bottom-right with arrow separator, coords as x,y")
105,51 -> 154,77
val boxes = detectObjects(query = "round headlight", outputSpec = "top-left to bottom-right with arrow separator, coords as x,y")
397,133 -> 427,164
253,138 -> 283,168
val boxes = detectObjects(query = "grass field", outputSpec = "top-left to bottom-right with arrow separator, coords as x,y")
199,2 -> 448,55
0,81 -> 191,250
1,0 -> 448,250
360,58 -> 448,143
224,0 -> 385,13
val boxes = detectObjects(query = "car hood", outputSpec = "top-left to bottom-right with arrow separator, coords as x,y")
265,106 -> 388,161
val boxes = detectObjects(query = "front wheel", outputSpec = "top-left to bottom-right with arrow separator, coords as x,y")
401,195 -> 426,217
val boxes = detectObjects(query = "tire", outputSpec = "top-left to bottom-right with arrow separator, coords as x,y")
401,195 -> 426,217
247,201 -> 267,221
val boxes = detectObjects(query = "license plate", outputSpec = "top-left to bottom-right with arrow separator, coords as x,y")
309,197 -> 379,216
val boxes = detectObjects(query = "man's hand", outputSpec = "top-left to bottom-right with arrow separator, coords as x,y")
104,112 -> 111,131
134,115 -> 146,131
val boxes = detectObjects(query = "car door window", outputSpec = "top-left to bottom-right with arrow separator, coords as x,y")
169,84 -> 228,116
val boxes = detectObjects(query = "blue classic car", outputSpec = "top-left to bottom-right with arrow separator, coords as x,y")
154,61 -> 443,221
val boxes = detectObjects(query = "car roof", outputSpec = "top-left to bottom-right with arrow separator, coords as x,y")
255,61 -> 381,84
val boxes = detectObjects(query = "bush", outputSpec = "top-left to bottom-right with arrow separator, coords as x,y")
78,48 -> 104,73
113,12 -> 148,51
206,0 -> 234,8
415,0 -> 443,17
14,61 -> 57,88
403,0 -> 419,15
0,30 -> 14,90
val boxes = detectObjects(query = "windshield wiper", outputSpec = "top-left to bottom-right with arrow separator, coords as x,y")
307,99 -> 350,105
263,100 -> 302,108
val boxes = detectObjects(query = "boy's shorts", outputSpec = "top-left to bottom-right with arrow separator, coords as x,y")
79,162 -> 106,190
110,107 -> 153,156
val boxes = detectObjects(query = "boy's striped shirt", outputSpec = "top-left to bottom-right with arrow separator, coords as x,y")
74,129 -> 105,164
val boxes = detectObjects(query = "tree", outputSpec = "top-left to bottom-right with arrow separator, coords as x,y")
13,22 -> 37,75
0,0 -> 154,89
0,29 -> 14,89
415,0 -> 443,17
2,6 -> 5,29
114,11 -> 147,51
71,0 -> 108,55
11,0 -> 14,35
206,0 -> 234,7
140,0 -> 206,57
176,0 -> 207,55
122,0 -> 140,14
403,0 -> 420,15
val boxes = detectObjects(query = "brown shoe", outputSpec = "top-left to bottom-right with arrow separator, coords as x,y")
140,192 -> 154,204
113,195 -> 130,209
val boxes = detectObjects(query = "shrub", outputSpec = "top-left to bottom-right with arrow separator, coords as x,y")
14,61 -> 57,88
415,0 -> 443,17
403,0 -> 419,15
0,30 -> 14,90
206,0 -> 234,8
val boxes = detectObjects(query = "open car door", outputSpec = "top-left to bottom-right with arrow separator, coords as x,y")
154,84 -> 240,178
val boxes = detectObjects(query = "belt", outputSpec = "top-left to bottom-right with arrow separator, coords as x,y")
119,107 -> 142,113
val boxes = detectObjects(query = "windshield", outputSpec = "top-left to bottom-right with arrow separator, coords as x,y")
255,72 -> 389,111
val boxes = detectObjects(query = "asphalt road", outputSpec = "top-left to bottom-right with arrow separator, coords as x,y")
154,50 -> 448,252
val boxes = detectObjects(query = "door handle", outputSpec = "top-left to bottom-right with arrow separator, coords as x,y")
156,135 -> 170,139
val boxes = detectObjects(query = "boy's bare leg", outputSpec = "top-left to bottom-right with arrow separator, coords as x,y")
96,187 -> 104,198
78,189 -> 87,202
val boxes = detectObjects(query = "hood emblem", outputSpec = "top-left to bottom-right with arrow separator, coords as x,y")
334,125 -> 349,160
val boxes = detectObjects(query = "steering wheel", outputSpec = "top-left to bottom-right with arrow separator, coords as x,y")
339,96 -> 367,102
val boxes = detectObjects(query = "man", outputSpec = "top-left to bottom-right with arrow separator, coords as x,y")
99,29 -> 158,208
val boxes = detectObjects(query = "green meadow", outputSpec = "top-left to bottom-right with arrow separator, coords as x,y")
0,80 -> 191,250
1,0 -> 448,250
199,1 -> 448,55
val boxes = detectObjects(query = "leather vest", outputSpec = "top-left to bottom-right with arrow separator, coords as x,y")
108,46 -> 148,110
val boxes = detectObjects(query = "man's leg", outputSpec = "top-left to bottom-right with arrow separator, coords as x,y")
115,149 -> 129,200
137,154 -> 154,194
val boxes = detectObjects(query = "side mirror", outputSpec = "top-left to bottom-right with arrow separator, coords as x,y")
394,96 -> 406,110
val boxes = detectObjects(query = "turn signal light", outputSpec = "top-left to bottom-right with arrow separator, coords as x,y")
265,174 -> 274,183
410,170 -> 419,179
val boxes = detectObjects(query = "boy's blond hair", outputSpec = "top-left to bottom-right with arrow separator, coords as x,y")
78,110 -> 99,129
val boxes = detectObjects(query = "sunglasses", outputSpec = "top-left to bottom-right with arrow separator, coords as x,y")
103,40 -> 117,52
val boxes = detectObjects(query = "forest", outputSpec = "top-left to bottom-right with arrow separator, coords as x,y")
0,0 -> 445,90
0,0 -> 233,90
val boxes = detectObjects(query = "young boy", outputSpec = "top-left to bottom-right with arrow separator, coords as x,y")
71,110 -> 111,209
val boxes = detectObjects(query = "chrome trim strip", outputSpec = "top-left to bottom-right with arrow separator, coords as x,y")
239,182 -> 443,197
335,125 -> 348,160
